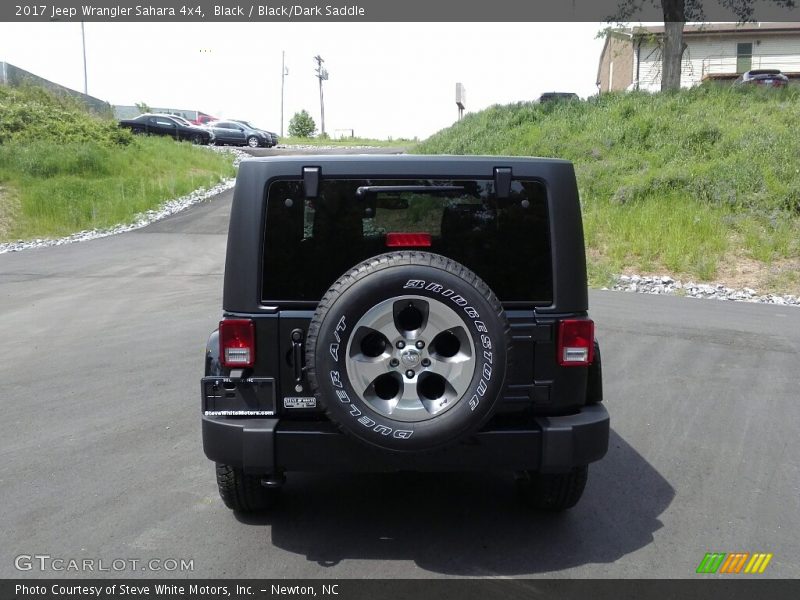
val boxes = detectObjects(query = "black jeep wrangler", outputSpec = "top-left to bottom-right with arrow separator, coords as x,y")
202,155 -> 608,512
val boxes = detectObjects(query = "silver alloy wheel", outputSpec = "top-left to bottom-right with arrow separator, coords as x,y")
247,136 -> 260,148
344,295 -> 476,422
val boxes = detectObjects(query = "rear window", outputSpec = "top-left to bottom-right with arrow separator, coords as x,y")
261,178 -> 552,303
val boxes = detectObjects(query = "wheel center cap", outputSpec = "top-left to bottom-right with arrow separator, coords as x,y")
400,349 -> 421,367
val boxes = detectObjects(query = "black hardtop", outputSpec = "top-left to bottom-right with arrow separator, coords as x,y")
223,155 -> 588,314
239,153 -> 572,171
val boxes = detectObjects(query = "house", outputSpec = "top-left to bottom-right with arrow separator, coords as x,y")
597,22 -> 800,92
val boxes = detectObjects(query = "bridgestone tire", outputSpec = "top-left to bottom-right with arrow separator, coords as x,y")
515,466 -> 589,511
306,252 -> 510,452
215,464 -> 279,512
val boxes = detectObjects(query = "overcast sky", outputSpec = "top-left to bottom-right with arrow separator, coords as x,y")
0,22 -> 607,139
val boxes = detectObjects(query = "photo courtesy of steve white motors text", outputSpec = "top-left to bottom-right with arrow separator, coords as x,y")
15,583 -> 341,597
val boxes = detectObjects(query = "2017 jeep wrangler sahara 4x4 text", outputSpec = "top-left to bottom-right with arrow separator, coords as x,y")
202,155 -> 609,512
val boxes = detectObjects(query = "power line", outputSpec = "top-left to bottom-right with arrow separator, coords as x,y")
281,51 -> 288,137
314,55 -> 328,136
81,22 -> 88,94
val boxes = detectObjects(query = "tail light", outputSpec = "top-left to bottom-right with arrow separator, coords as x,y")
219,319 -> 255,368
386,232 -> 432,247
557,319 -> 594,366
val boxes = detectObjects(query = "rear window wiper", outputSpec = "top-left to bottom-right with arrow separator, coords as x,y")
355,185 -> 465,198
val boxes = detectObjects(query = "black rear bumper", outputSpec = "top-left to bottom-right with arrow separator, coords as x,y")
202,404 -> 609,474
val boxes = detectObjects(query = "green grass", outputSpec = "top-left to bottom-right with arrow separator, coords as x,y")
0,85 -> 236,241
0,138 -> 235,240
583,192 -> 728,283
0,84 -> 127,146
280,135 -> 415,148
417,85 -> 800,292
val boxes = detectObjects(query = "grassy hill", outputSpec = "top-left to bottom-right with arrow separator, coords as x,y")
0,85 -> 235,241
417,85 -> 800,293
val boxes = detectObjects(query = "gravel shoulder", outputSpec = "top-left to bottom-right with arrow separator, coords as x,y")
610,274 -> 799,307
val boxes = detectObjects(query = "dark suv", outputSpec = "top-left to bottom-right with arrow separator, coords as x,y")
202,155 -> 608,512
733,69 -> 789,88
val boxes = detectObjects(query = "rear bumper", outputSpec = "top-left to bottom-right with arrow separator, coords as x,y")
202,404 -> 609,474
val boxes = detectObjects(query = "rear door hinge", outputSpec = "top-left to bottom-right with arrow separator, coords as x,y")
494,167 -> 512,199
303,166 -> 320,198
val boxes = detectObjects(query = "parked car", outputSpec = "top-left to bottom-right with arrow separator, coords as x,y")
162,114 -> 194,127
734,69 -> 789,87
231,119 -> 279,147
204,120 -> 273,148
118,113 -> 213,145
201,155 -> 608,513
192,113 -> 219,126
538,92 -> 579,103
166,115 -> 218,145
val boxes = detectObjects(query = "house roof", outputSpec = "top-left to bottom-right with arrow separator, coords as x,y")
631,22 -> 800,36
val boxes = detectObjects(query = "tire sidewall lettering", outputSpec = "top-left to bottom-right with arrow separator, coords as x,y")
313,260 -> 507,451
324,309 -> 416,442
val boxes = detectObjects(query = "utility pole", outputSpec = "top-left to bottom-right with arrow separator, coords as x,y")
280,51 -> 288,137
314,55 -> 328,136
81,22 -> 88,94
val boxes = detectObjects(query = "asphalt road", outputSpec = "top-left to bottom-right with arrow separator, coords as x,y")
1,149 -> 798,579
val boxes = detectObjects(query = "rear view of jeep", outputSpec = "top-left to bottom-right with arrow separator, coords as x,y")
202,156 -> 608,512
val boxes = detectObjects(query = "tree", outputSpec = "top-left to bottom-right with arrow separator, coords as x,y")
612,0 -> 795,91
135,101 -> 151,113
288,109 -> 316,138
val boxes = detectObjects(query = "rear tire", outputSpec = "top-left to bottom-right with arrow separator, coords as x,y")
215,464 -> 279,512
306,251 -> 510,453
516,465 -> 588,511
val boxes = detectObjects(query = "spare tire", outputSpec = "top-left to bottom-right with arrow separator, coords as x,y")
306,252 -> 510,452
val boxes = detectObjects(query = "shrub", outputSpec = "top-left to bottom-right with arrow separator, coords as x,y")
0,85 -> 132,147
288,110 -> 316,138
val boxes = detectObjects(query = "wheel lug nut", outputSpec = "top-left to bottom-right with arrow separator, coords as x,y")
396,341 -> 405,349
405,370 -> 415,379
415,340 -> 425,349
421,358 -> 431,367
389,358 -> 399,368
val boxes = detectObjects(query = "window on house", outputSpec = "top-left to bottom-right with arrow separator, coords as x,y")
737,43 -> 753,73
